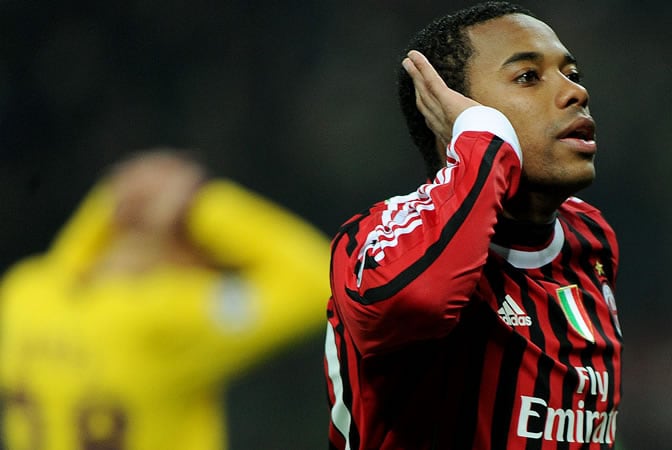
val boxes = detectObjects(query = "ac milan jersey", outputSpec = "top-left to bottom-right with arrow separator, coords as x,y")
324,106 -> 622,449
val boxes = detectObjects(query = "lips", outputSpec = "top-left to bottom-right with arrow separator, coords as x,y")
558,117 -> 596,141
557,116 -> 597,154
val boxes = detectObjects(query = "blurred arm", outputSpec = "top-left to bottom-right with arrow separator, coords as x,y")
186,180 -> 332,360
47,182 -> 116,278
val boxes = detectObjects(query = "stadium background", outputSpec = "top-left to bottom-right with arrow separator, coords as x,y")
0,0 -> 669,448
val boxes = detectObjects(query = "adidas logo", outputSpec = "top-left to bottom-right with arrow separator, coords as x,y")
498,294 -> 532,327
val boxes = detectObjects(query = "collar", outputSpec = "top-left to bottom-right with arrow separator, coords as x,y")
489,216 -> 564,269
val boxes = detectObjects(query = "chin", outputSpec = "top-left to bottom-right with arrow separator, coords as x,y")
559,158 -> 596,189
527,169 -> 595,198
575,163 -> 597,186
560,170 -> 596,196
569,177 -> 595,194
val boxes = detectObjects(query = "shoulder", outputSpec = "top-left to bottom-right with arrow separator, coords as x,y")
561,196 -> 602,214
560,196 -> 611,225
559,196 -> 618,247
0,256 -> 55,315
2,255 -> 48,291
331,198 -> 392,251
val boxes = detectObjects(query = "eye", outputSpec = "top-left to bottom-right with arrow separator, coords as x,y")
515,70 -> 540,84
566,69 -> 583,84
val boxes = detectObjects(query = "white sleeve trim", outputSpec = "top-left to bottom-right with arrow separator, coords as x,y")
451,105 -> 523,166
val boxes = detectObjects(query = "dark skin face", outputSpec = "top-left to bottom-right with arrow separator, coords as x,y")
465,14 -> 596,223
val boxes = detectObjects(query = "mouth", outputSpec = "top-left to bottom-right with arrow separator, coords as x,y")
557,117 -> 597,154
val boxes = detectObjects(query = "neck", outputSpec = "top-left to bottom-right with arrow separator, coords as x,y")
503,185 -> 571,224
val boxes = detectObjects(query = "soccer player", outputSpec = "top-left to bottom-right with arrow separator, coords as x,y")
324,2 -> 623,449
0,150 -> 331,449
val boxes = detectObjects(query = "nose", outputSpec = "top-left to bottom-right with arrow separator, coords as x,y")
556,74 -> 589,109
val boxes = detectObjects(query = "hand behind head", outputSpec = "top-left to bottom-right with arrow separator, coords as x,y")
93,149 -> 213,277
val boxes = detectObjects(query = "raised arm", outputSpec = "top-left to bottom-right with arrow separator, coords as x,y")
330,52 -> 523,356
90,151 -> 331,353
46,183 -> 116,279
186,179 -> 331,336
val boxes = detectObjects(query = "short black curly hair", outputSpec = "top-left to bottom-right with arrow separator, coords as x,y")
398,1 -> 536,179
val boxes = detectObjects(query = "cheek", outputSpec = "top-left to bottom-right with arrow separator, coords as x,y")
511,118 -> 556,163
497,105 -> 544,146
518,135 -> 557,179
476,95 -> 557,167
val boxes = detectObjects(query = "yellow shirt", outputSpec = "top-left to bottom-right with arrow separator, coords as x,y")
0,180 -> 331,450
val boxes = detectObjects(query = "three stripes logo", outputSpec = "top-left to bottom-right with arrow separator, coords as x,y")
556,284 -> 595,342
498,294 -> 532,327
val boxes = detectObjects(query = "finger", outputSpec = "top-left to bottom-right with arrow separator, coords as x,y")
405,50 -> 449,96
404,57 -> 441,114
415,87 -> 452,144
414,86 -> 440,124
405,50 -> 435,76
406,50 -> 481,122
405,57 -> 448,134
402,56 -> 429,100
401,56 -> 420,80
406,50 -> 470,110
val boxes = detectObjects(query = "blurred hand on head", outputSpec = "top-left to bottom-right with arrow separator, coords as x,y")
93,150 -> 212,277
110,150 -> 206,237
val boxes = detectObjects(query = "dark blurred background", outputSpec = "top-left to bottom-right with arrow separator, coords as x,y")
0,0 -> 669,448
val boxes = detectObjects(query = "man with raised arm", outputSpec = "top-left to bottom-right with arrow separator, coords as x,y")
324,2 -> 623,449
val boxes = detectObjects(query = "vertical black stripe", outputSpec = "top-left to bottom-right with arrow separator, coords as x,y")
491,333 -> 528,450
540,259 -> 574,374
483,262 -> 529,450
567,217 -> 614,450
556,228 -> 594,450
449,302 -> 497,450
360,137 -> 507,304
553,237 -> 581,450
576,212 -> 621,405
565,220 -> 617,412
546,290 -> 574,450
500,263 -> 546,351
490,261 -> 568,450
564,221 -> 613,348
577,212 -> 614,282
496,264 -> 550,450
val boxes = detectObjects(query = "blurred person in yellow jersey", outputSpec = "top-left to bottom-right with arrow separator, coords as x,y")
0,149 -> 331,450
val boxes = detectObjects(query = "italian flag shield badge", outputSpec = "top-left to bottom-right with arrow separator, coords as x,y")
556,285 -> 595,343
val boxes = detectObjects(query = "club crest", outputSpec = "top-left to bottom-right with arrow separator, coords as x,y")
555,285 -> 595,342
601,282 -> 622,337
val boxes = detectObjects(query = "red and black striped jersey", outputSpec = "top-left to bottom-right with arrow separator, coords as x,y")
324,106 -> 623,450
